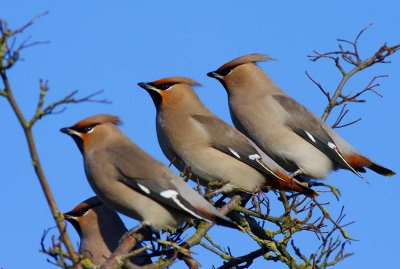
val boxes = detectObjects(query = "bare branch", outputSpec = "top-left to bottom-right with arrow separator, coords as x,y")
99,228 -> 148,269
307,25 -> 399,122
312,199 -> 353,240
0,15 -> 112,269
183,195 -> 242,248
11,12 -> 49,35
330,104 -> 362,129
217,248 -> 265,269
0,12 -> 49,70
305,71 -> 330,102
29,85 -> 110,127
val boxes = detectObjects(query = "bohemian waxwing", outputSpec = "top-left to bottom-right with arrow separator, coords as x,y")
138,77 -> 317,198
64,196 -> 151,266
60,114 -> 237,231
207,53 -> 395,179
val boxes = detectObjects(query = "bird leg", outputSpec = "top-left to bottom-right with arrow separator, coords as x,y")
308,181 -> 341,200
239,193 -> 253,207
181,164 -> 193,179
213,194 -> 228,207
119,221 -> 151,245
205,185 -> 231,200
289,169 -> 304,178
204,179 -> 230,199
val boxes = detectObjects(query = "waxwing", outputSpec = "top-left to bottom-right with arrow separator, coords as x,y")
138,77 -> 317,198
60,114 -> 237,231
64,196 -> 151,266
207,53 -> 395,179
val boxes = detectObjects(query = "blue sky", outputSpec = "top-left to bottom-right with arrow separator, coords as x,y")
1,1 -> 399,268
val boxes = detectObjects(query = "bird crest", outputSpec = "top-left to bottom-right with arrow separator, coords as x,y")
216,53 -> 274,73
72,114 -> 122,130
152,76 -> 202,87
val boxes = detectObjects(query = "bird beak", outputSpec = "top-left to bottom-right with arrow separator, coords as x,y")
60,127 -> 72,134
60,127 -> 80,137
63,211 -> 74,221
207,71 -> 222,80
137,82 -> 161,93
63,212 -> 82,236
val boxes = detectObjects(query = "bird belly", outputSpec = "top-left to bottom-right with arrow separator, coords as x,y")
84,162 -> 187,231
230,107 -> 334,179
99,182 -> 187,231
270,132 -> 334,179
185,148 -> 266,193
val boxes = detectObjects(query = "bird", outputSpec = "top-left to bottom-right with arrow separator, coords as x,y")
138,76 -> 317,198
64,196 -> 151,266
207,53 -> 395,179
60,114 -> 238,232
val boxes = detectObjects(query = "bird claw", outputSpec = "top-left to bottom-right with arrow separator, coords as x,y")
119,222 -> 151,245
205,184 -> 231,200
308,181 -> 341,200
181,164 -> 193,179
290,169 -> 304,178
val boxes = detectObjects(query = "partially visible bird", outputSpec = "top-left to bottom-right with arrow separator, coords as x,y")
64,196 -> 151,266
138,76 -> 317,198
207,53 -> 395,179
60,114 -> 238,232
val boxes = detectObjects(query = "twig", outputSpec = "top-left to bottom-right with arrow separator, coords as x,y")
29,85 -> 110,127
99,229 -> 147,269
0,15 -> 109,268
0,67 -> 80,266
199,242 -> 230,260
305,71 -> 330,102
312,199 -> 352,240
217,248 -> 265,269
183,195 -> 242,248
307,25 -> 399,122
331,104 -> 362,129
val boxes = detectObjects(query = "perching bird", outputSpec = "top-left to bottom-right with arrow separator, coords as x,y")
64,196 -> 151,266
60,114 -> 237,231
207,53 -> 395,179
138,76 -> 317,198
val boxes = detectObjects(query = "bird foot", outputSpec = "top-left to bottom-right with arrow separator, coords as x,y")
119,221 -> 151,245
308,181 -> 341,200
205,184 -> 230,200
290,169 -> 303,178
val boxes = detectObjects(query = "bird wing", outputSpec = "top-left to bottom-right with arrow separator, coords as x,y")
273,94 -> 362,177
191,114 -> 287,182
106,145 -> 212,222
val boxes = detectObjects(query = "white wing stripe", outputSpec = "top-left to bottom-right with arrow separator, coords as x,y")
305,131 -> 316,143
228,147 -> 241,159
137,183 -> 151,194
160,190 -> 211,222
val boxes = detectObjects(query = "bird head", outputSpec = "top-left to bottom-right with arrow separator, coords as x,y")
63,196 -> 103,238
138,76 -> 201,109
207,53 -> 274,90
60,114 -> 122,154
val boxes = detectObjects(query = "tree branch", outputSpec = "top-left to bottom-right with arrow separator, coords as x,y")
1,15 -> 110,268
307,25 -> 399,122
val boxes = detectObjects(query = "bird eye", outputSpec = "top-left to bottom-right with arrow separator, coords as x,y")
159,83 -> 174,91
219,66 -> 235,76
83,126 -> 93,133
81,124 -> 97,133
71,123 -> 98,134
75,208 -> 90,217
80,209 -> 89,216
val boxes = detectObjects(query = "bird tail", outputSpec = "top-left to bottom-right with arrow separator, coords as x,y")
264,171 -> 319,199
344,154 -> 395,177
368,163 -> 396,176
196,206 -> 240,230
